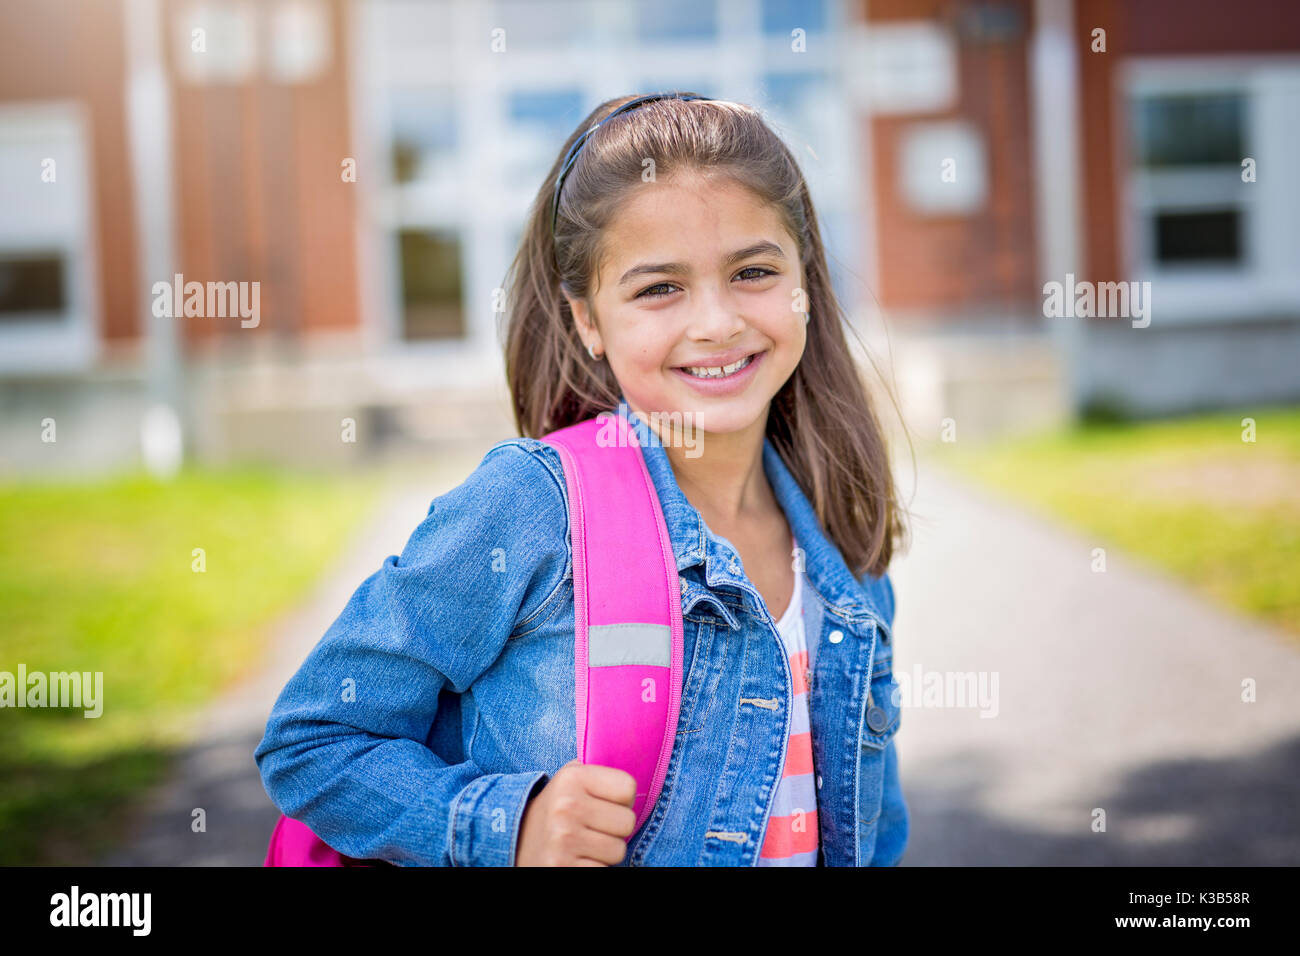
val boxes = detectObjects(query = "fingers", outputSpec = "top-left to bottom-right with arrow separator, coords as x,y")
581,794 -> 639,839
521,760 -> 640,866
572,827 -> 630,866
575,763 -> 638,808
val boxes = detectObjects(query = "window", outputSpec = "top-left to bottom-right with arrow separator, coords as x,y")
0,101 -> 96,374
635,0 -> 716,42
1153,210 -> 1239,263
761,72 -> 821,118
1133,91 -> 1243,166
269,0 -> 332,84
495,0 -> 601,50
0,252 -> 66,321
761,0 -> 827,37
175,0 -> 257,84
758,71 -> 837,171
897,120 -> 987,216
397,229 -> 464,340
389,87 -> 458,185
1129,91 -> 1247,268
502,88 -> 585,198
1123,58 -> 1300,322
507,89 -> 585,149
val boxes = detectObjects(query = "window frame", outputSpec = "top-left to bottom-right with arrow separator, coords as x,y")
1119,55 -> 1300,324
0,100 -> 99,375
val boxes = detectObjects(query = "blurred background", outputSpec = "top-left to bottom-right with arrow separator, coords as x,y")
1,0 -> 1297,866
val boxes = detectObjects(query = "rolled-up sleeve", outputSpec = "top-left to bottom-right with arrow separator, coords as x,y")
449,771 -> 551,866
254,441 -> 569,866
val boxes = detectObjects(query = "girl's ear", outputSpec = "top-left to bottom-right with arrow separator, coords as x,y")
565,293 -> 602,353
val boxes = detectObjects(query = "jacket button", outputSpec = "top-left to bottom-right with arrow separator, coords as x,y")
828,629 -> 844,644
867,705 -> 888,733
816,775 -> 823,789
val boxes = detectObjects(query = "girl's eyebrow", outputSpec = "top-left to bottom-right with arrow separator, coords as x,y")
617,240 -> 786,287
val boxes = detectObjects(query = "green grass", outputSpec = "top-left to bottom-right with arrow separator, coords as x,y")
0,464 -> 386,865
939,406 -> 1300,639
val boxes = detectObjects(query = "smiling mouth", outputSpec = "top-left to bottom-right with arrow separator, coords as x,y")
674,352 -> 758,379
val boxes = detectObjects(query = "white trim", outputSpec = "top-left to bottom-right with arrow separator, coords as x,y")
0,99 -> 99,375
843,18 -> 880,329
347,0 -> 382,352
1029,0 -> 1084,406
1123,53 -> 1300,91
1118,54 -> 1300,325
126,0 -> 182,402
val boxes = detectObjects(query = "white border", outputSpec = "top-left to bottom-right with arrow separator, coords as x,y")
0,99 -> 100,375
1118,53 -> 1300,325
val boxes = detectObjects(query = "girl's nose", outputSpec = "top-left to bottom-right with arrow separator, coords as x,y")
686,290 -> 747,342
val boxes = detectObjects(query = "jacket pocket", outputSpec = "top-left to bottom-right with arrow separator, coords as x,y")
677,617 -> 725,734
860,640 -> 901,750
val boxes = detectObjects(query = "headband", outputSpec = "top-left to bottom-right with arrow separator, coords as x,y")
550,92 -> 715,240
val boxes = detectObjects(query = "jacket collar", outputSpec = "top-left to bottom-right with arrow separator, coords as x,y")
613,399 -> 885,627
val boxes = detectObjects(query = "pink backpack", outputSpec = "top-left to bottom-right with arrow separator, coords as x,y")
264,412 -> 685,865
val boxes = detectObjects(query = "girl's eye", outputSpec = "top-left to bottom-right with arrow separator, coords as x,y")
635,267 -> 775,300
637,283 -> 676,299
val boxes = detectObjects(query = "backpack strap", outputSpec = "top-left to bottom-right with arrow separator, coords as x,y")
542,412 -> 684,835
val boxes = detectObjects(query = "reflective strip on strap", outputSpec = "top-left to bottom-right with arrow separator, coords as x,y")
587,623 -> 671,667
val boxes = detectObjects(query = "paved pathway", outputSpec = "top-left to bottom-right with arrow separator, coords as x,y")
99,459 -> 475,866
891,458 -> 1300,865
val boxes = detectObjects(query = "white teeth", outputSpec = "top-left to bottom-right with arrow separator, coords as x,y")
682,354 -> 752,378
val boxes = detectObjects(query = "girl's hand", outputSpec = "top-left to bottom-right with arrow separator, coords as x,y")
515,759 -> 638,866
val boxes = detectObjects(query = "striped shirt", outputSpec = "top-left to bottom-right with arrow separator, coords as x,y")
758,538 -> 819,866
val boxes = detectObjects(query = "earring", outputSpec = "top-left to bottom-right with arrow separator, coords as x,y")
586,343 -> 603,361
803,311 -> 810,324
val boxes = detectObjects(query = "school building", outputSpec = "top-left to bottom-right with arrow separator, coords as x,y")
1,0 -> 1296,473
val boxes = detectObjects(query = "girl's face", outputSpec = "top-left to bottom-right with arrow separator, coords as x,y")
565,171 -> 806,438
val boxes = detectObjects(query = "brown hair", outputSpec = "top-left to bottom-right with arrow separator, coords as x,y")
501,93 -> 906,578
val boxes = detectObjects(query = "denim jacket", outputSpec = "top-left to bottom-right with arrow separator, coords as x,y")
254,400 -> 908,866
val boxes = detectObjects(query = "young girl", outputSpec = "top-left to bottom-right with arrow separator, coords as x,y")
255,91 -> 908,867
